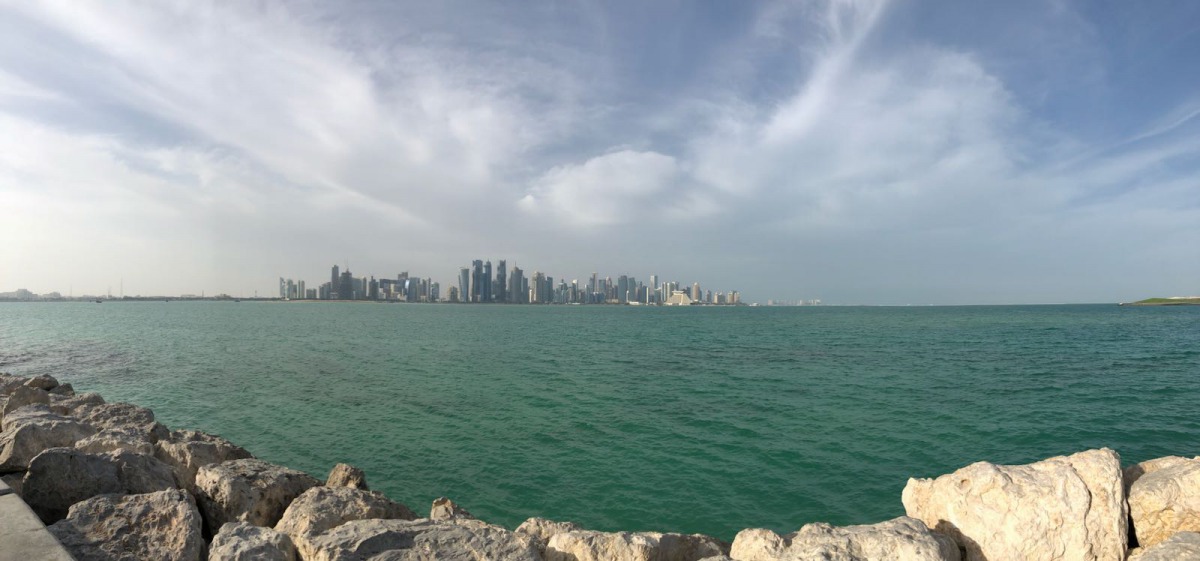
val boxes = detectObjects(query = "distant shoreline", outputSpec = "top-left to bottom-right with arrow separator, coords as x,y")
1122,297 -> 1200,306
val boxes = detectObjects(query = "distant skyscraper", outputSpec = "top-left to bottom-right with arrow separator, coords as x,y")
496,260 -> 507,303
483,261 -> 493,303
459,268 -> 470,303
470,260 -> 483,303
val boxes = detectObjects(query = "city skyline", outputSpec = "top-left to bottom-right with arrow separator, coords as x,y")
2,3 -> 1199,304
276,260 -> 742,306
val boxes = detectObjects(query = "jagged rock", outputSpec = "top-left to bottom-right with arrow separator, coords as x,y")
698,557 -> 734,561
1130,531 -> 1200,561
516,517 -> 584,553
71,401 -> 170,443
545,529 -> 727,561
326,462 -> 368,490
210,521 -> 298,561
903,448 -> 1127,561
195,458 -> 321,530
276,485 -> 417,559
75,428 -> 156,455
1128,457 -> 1200,548
22,448 -> 178,523
23,374 -> 60,391
48,392 -> 105,416
48,489 -> 203,561
728,517 -> 958,561
154,429 -> 253,492
305,518 -> 542,561
0,373 -> 30,395
1124,456 -> 1195,493
430,496 -> 474,521
48,382 -> 75,396
0,406 -> 96,471
0,385 -> 50,420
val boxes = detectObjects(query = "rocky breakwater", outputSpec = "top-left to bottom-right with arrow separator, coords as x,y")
1,373 -> 1199,561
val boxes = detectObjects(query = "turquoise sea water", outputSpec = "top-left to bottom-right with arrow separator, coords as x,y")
1,302 -> 1198,539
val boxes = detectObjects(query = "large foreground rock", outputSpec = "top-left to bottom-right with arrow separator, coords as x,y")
154,429 -> 253,491
195,458 -> 321,529
728,517 -> 957,561
48,489 -> 203,561
48,392 -> 105,416
276,485 -> 417,559
210,521 -> 298,561
22,447 -> 178,523
903,448 -> 1126,561
305,518 -> 542,561
1128,457 -> 1200,548
545,529 -> 727,561
0,406 -> 96,471
71,401 -> 169,443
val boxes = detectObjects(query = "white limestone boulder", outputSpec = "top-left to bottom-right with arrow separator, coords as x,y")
22,447 -> 178,523
1128,457 -> 1200,548
48,392 -> 105,416
0,373 -> 30,395
304,518 -> 542,561
0,406 -> 96,471
48,489 -> 203,561
1129,531 -> 1200,561
902,448 -> 1127,561
544,529 -> 727,561
154,429 -> 253,492
516,517 -> 584,554
0,385 -> 50,420
23,374 -> 60,391
728,517 -> 958,561
194,458 -> 321,530
325,462 -> 369,490
275,485 -> 417,559
429,496 -> 475,521
74,427 -> 156,455
71,401 -> 170,443
210,521 -> 298,561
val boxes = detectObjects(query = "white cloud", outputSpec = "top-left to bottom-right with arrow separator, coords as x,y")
519,150 -> 680,227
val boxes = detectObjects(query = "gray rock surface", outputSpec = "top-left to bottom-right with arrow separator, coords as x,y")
0,373 -> 30,395
74,428 -> 156,455
545,529 -> 727,561
22,448 -> 178,523
48,382 -> 75,396
1129,531 -> 1200,561
430,496 -> 475,521
48,489 -> 204,561
0,406 -> 96,471
210,521 -> 298,561
23,374 -> 60,391
71,401 -> 170,443
195,458 -> 321,529
1128,458 -> 1200,549
48,392 -> 105,416
903,448 -> 1127,561
0,385 -> 50,420
326,462 -> 369,490
729,517 -> 958,561
304,518 -> 542,561
154,429 -> 253,491
276,485 -> 417,559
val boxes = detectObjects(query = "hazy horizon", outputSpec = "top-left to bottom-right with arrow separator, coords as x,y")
2,1 -> 1198,305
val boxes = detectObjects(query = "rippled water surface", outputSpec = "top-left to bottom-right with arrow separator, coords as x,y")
1,302 -> 1198,539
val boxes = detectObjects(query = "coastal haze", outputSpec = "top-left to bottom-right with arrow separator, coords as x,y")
3,1 -> 1200,304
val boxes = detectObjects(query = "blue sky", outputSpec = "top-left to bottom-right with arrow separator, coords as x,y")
1,0 -> 1197,303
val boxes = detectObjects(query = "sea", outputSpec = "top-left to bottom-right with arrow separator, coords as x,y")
1,302 -> 1197,540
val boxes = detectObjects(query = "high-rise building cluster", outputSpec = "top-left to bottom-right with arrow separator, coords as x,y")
279,260 -> 740,305
278,265 -> 439,303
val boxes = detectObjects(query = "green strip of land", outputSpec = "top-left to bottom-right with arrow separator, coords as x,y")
1128,297 -> 1200,306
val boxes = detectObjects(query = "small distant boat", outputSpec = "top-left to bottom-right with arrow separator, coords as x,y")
94,299 -> 102,303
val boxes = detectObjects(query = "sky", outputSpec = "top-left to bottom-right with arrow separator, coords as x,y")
1,0 -> 1198,304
